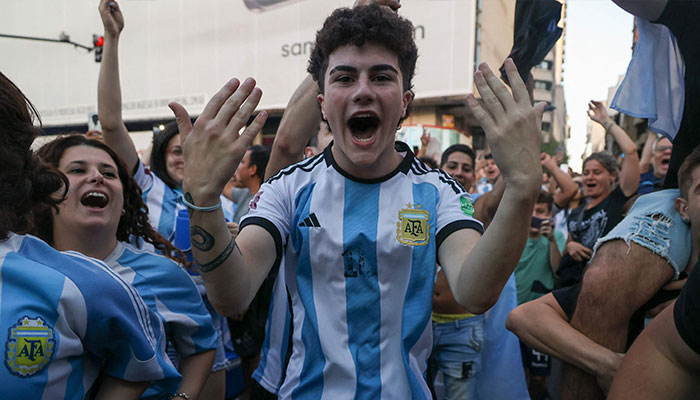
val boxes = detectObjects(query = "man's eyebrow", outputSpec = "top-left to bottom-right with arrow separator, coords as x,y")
328,64 -> 399,75
328,65 -> 357,75
369,64 -> 399,74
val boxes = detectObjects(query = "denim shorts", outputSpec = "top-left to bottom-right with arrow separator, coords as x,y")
430,314 -> 485,400
593,189 -> 690,279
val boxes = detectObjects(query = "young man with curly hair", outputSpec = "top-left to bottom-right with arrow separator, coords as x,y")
172,3 -> 545,397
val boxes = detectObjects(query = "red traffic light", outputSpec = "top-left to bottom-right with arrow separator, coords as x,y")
96,36 -> 104,47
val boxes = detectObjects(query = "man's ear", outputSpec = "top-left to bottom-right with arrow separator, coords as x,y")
676,197 -> 690,223
318,94 -> 326,121
249,163 -> 258,179
304,147 -> 314,159
402,90 -> 412,117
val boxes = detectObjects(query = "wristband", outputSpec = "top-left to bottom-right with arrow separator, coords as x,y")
603,121 -> 614,133
181,195 -> 222,212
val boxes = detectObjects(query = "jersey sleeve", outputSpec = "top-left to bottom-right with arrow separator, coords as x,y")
239,179 -> 292,261
132,159 -> 155,193
154,262 -> 219,357
673,262 -> 700,355
434,177 -> 484,249
78,257 -> 180,386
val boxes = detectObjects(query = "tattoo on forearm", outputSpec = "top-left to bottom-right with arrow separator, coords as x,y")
184,192 -> 194,217
197,236 -> 239,273
191,225 -> 215,251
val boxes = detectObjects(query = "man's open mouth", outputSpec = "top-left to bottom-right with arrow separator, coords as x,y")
347,113 -> 380,142
81,192 -> 109,208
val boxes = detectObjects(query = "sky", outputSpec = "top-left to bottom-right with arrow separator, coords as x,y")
563,0 -> 634,172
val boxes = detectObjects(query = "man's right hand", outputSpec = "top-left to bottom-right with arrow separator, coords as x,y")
99,0 -> 124,38
541,152 -> 558,172
171,78 -> 268,205
467,58 -> 545,193
566,241 -> 593,262
588,100 -> 613,127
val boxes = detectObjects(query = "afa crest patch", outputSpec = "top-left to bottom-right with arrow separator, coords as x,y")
460,195 -> 474,216
5,317 -> 56,377
396,203 -> 430,246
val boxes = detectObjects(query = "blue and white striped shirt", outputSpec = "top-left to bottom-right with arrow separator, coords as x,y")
252,259 -> 292,395
241,143 -> 483,399
104,242 -> 219,399
0,234 -> 180,399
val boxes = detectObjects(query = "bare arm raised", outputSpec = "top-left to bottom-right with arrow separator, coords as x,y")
439,59 -> 545,313
171,78 -> 272,315
541,152 -> 578,208
588,100 -> 639,196
263,75 -> 320,181
97,0 -> 138,169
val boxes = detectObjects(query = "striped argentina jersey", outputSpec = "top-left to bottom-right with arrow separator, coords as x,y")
0,234 -> 180,399
252,258 -> 292,394
240,142 -> 483,399
103,242 -> 219,399
133,161 -> 232,251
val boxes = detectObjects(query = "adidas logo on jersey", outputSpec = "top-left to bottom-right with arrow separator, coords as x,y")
299,213 -> 321,227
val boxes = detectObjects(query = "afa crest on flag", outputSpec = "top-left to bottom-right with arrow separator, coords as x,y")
6,317 -> 56,377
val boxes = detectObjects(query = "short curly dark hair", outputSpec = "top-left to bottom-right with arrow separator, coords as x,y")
0,71 -> 67,240
34,134 -> 190,268
308,4 -> 418,124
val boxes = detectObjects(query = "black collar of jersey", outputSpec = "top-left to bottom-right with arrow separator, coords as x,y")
323,141 -> 415,184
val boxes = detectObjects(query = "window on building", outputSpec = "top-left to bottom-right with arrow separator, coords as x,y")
541,122 -> 551,132
537,60 -> 553,70
534,80 -> 552,90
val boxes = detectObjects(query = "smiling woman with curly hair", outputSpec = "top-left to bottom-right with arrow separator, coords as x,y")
0,70 -> 180,399
34,134 -> 219,400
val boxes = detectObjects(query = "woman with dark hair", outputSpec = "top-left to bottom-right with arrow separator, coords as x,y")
0,71 -> 179,398
96,2 -> 231,396
34,134 -> 218,400
557,101 -> 640,287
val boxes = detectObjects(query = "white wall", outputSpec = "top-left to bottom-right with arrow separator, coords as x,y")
1,0 -> 475,127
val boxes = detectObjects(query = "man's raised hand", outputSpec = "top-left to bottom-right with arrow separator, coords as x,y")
170,78 -> 268,205
467,58 -> 545,191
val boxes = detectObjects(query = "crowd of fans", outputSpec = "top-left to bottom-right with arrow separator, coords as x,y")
1,0 -> 699,399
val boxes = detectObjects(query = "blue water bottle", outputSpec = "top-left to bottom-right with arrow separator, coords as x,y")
174,209 -> 195,265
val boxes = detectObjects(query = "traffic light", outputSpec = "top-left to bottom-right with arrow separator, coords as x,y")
93,34 -> 104,62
